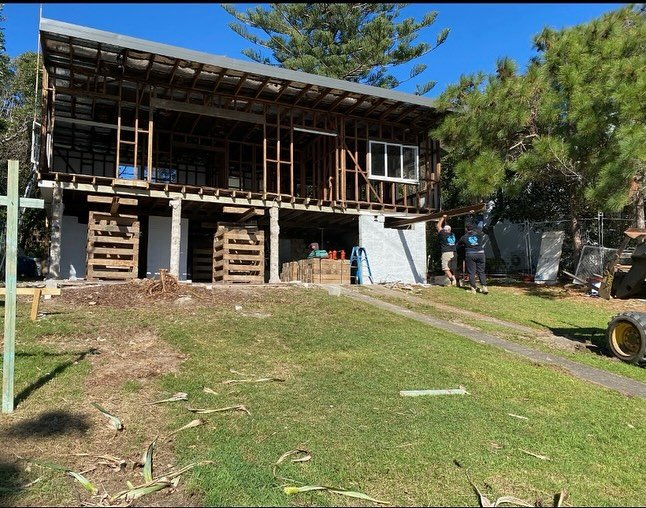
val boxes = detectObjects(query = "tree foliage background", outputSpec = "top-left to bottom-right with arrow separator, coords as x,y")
221,3 -> 449,96
1,4 -> 46,260
432,5 -> 646,266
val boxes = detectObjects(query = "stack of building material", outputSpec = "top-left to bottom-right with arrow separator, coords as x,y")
86,211 -> 140,280
213,223 -> 264,283
280,258 -> 351,284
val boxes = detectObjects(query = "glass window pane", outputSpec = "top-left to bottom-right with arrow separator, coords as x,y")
387,144 -> 401,178
370,142 -> 385,176
403,146 -> 417,181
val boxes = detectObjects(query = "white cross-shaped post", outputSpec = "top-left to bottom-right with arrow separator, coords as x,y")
1,160 -> 44,413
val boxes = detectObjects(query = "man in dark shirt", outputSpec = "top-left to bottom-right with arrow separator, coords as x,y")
457,221 -> 488,294
436,215 -> 457,286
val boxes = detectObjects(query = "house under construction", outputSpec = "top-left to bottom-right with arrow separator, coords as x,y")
36,18 -> 445,284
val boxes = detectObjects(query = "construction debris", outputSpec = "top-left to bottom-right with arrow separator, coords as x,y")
400,386 -> 469,396
519,449 -> 551,461
74,454 -> 127,472
164,419 -> 206,441
68,471 -> 98,495
382,281 -> 423,294
33,438 -> 214,506
272,448 -> 312,483
187,405 -> 251,415
222,377 -> 284,385
274,449 -> 389,505
91,402 -> 124,432
283,484 -> 390,505
141,269 -> 181,297
453,459 -> 566,507
149,392 -> 189,405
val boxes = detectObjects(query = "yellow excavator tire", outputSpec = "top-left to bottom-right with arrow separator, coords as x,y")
606,312 -> 646,364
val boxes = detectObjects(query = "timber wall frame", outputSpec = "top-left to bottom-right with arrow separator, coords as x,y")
37,18 -> 444,215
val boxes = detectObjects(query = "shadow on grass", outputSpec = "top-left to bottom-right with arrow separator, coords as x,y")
14,348 -> 98,407
16,349 -> 97,358
0,460 -> 27,507
2,410 -> 90,439
492,281 -> 579,300
31,310 -> 68,317
532,319 -> 611,355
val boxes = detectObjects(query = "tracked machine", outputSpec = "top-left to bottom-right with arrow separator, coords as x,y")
599,228 -> 646,364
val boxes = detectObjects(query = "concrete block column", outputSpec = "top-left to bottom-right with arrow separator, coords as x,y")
48,183 -> 63,279
269,205 -> 280,283
169,198 -> 182,278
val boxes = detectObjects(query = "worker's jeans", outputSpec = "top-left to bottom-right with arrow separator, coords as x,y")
465,251 -> 486,288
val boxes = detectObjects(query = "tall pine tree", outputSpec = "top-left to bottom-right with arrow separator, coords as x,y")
433,5 -> 645,264
221,3 -> 449,95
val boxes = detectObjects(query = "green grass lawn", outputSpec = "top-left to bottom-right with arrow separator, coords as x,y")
1,286 -> 645,507
359,285 -> 646,384
407,283 -> 619,333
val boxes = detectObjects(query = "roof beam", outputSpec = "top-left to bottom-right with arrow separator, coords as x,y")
234,73 -> 249,95
310,87 -> 333,109
364,97 -> 387,117
328,91 -> 351,112
344,96 -> 367,116
190,63 -> 204,89
212,69 -> 227,93
272,81 -> 290,103
393,104 -> 418,124
293,84 -> 313,105
384,203 -> 486,228
254,77 -> 271,98
144,54 -> 156,81
150,97 -> 265,124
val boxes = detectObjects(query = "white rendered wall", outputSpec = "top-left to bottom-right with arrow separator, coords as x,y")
147,215 -> 189,280
358,215 -> 426,284
60,215 -> 88,279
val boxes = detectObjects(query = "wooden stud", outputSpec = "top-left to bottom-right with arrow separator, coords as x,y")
115,81 -> 122,177
147,85 -> 154,182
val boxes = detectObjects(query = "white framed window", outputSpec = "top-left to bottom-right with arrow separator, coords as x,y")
368,141 -> 419,184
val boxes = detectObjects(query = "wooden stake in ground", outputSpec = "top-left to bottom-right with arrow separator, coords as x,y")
1,160 -> 44,413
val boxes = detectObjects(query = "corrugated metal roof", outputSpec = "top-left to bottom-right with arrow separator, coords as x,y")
39,17 -> 439,111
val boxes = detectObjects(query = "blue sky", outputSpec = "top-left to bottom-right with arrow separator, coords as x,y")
2,3 -> 624,97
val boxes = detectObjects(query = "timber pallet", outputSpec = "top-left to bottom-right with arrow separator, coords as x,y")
281,258 -> 351,284
213,223 -> 265,283
86,211 -> 139,281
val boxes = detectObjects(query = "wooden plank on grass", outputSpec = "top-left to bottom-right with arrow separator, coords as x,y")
0,288 -> 61,296
29,288 -> 42,321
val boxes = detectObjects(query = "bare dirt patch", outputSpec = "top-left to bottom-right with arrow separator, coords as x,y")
55,279 -> 294,311
503,281 -> 646,312
84,328 -> 186,390
1,282 -> 311,506
0,300 -> 200,505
